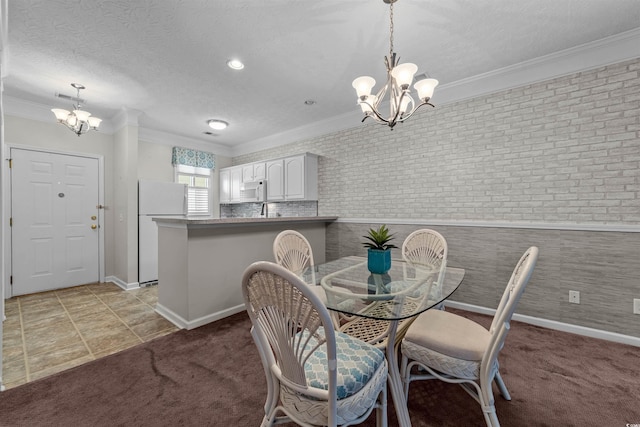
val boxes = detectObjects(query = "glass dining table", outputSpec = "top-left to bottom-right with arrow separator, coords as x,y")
304,256 -> 465,427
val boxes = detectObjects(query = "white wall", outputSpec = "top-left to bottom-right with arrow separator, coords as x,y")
138,141 -> 174,182
2,115 -> 232,287
3,115 -> 117,278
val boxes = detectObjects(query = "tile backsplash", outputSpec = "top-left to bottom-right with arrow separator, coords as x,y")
220,201 -> 318,218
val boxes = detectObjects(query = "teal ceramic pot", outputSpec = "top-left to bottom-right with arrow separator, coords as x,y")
367,248 -> 391,274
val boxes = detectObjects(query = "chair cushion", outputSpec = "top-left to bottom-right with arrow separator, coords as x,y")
301,329 -> 385,400
403,310 -> 490,361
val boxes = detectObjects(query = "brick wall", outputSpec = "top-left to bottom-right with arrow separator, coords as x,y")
235,58 -> 640,226
234,59 -> 640,339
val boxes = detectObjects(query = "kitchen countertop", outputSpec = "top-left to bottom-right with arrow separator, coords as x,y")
153,216 -> 338,227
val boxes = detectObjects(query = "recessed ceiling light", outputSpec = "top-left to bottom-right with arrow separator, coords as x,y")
227,59 -> 244,70
207,119 -> 228,130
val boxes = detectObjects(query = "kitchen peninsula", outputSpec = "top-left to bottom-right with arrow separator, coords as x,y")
153,216 -> 337,329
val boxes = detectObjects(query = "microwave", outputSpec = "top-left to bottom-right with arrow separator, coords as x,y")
240,180 -> 267,202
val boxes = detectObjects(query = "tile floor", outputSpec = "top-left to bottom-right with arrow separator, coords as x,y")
2,282 -> 178,390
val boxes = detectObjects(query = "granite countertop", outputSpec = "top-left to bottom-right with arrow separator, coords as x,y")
153,216 -> 338,226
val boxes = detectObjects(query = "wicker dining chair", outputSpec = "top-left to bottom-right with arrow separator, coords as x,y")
273,229 -> 317,285
273,229 -> 353,327
400,246 -> 539,427
401,229 -> 448,302
242,261 -> 388,427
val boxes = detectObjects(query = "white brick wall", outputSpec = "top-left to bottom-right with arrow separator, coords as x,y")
236,58 -> 640,225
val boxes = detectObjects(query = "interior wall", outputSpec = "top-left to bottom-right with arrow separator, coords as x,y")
2,116 -> 233,289
137,141 -> 174,181
327,222 -> 640,338
112,125 -> 136,284
234,58 -> 640,338
236,58 -> 639,227
3,115 -> 116,280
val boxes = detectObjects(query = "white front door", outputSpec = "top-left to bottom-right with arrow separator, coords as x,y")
11,148 -> 100,296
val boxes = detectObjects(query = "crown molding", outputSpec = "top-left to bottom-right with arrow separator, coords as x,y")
434,27 -> 640,106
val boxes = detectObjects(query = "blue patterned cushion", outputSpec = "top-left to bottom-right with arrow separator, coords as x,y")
300,329 -> 385,400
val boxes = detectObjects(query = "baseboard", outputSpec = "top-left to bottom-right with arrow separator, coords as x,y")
155,303 -> 246,330
445,300 -> 640,348
105,276 -> 140,291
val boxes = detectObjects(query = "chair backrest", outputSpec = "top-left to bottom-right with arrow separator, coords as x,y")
242,261 -> 338,406
402,229 -> 448,287
273,230 -> 315,284
483,246 -> 539,370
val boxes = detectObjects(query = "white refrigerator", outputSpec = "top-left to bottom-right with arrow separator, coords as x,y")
138,179 -> 187,285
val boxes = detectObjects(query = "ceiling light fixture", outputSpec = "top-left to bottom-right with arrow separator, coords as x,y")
207,119 -> 228,130
227,59 -> 244,70
51,83 -> 102,136
352,0 -> 439,129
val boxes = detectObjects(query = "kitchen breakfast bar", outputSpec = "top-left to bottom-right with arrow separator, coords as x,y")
153,216 -> 337,329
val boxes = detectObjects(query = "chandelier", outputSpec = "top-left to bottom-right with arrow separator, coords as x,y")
352,0 -> 439,129
51,83 -> 102,136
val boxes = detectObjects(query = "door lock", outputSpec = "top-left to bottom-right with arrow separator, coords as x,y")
91,215 -> 97,220
91,224 -> 97,230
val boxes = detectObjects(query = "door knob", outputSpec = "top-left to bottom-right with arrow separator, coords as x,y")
91,224 -> 97,230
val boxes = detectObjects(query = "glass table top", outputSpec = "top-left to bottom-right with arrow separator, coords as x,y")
304,256 -> 465,321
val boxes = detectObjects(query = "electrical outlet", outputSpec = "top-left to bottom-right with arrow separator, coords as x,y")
634,299 -> 640,315
569,290 -> 580,304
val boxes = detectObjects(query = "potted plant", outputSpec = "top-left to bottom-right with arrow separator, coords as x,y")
363,225 -> 398,274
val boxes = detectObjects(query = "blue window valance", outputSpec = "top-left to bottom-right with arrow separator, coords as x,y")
171,146 -> 215,169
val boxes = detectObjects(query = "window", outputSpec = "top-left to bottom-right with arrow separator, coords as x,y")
175,164 -> 212,216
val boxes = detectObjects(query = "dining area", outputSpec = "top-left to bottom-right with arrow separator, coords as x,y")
243,227 -> 539,427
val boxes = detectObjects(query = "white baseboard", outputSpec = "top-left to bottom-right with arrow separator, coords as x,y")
445,300 -> 640,348
105,275 -> 140,291
155,303 -> 246,330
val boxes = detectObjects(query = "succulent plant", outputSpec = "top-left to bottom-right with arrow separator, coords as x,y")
362,225 -> 398,251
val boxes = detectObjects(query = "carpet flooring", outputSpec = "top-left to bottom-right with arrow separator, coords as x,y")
0,309 -> 638,427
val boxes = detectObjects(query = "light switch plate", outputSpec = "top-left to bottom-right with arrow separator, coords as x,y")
633,299 -> 640,314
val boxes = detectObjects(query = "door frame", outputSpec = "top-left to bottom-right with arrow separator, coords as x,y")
3,144 -> 106,298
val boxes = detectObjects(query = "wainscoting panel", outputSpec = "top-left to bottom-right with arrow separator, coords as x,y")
326,222 -> 640,338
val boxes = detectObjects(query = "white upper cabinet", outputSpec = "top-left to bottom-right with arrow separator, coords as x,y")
229,167 -> 243,202
284,154 -> 317,201
254,162 -> 266,180
219,169 -> 231,203
242,162 -> 266,182
266,160 -> 284,201
220,154 -> 317,204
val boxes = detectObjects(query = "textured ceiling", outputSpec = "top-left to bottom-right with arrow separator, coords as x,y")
4,0 -> 640,151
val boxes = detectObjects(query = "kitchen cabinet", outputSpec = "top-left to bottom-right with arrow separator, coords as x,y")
284,154 -> 317,200
229,167 -> 243,202
220,153 -> 317,204
266,160 -> 284,201
219,169 -> 230,203
242,162 -> 265,182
